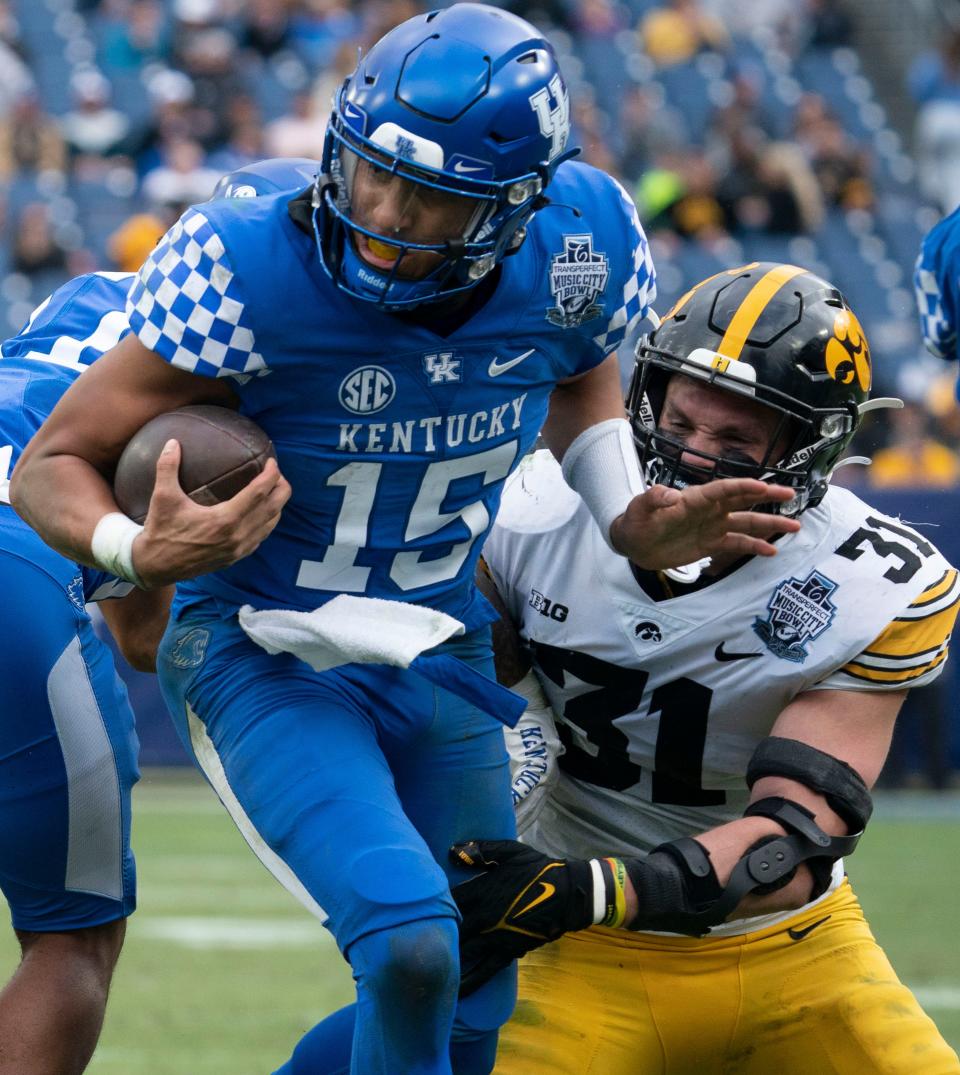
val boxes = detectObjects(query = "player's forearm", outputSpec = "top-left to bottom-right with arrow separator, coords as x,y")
540,353 -> 626,461
10,451 -> 122,566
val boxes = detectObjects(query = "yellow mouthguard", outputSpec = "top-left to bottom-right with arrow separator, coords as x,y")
367,238 -> 400,261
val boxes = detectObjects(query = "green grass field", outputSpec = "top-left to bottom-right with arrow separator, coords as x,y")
1,772 -> 957,1074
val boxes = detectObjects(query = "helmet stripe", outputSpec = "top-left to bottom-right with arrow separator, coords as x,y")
717,264 -> 807,359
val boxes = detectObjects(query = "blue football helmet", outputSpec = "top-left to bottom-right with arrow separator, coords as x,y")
212,157 -> 320,199
315,3 -> 576,308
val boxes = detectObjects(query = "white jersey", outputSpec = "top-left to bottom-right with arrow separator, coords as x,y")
483,451 -> 959,934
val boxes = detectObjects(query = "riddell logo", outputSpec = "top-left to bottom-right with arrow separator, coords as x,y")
529,589 -> 568,621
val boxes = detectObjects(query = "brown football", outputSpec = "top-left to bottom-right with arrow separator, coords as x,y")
114,405 -> 276,524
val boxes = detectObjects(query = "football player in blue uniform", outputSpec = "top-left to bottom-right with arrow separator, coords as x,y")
0,268 -> 171,1075
11,8 -> 800,1073
915,203 -> 960,397
0,157 -> 313,1075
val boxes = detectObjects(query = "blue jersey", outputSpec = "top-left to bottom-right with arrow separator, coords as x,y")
0,271 -> 136,601
126,161 -> 656,626
915,204 -> 960,391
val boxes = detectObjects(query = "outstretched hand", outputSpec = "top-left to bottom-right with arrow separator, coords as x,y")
132,439 -> 291,587
609,479 -> 800,570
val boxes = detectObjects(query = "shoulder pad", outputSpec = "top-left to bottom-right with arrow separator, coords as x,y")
495,449 -> 582,535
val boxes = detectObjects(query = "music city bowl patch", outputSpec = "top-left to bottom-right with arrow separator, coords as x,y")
546,234 -> 609,328
752,570 -> 838,663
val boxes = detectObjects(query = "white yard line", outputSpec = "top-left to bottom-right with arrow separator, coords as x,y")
132,916 -> 334,950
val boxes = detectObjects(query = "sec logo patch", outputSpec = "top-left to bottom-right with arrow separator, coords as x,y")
339,366 -> 396,415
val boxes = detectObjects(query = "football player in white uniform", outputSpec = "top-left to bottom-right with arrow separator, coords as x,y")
453,263 -> 960,1073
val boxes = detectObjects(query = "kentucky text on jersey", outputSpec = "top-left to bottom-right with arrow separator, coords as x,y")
338,394 -> 527,453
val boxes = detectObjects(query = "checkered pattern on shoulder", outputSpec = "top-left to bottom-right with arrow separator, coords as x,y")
914,255 -> 955,361
126,209 -> 269,380
592,178 -> 657,355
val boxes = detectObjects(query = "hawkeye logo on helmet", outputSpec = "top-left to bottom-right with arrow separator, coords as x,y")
529,74 -> 570,161
825,310 -> 871,391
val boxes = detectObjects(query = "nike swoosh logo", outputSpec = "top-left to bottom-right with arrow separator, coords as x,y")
715,642 -> 763,662
489,349 -> 536,377
511,880 -> 556,919
787,914 -> 831,941
453,161 -> 485,173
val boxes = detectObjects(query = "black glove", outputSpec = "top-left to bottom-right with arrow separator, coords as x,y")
449,839 -> 602,997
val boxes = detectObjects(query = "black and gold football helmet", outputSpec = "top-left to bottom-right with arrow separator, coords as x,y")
626,262 -> 879,516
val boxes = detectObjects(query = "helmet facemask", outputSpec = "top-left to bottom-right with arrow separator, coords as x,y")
626,342 -> 859,517
315,89 -> 549,309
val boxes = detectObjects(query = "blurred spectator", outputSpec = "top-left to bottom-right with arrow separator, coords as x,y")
59,69 -> 131,160
11,203 -> 69,276
792,95 -> 873,209
638,150 -> 727,242
0,92 -> 66,180
208,94 -> 264,172
359,0 -> 425,51
238,0 -> 293,59
915,102 -> 960,212
909,24 -> 960,106
127,67 -> 196,175
619,84 -> 690,183
570,0 -> 628,117
640,0 -> 729,69
702,0 -> 799,50
140,135 -> 220,210
717,138 -> 823,234
171,1 -> 245,149
571,95 -> 618,176
99,0 -> 170,72
869,402 -> 960,488
800,0 -> 854,51
289,0 -> 361,68
107,210 -> 169,272
311,38 -> 362,125
0,39 -> 32,117
705,68 -> 778,169
263,90 -> 327,160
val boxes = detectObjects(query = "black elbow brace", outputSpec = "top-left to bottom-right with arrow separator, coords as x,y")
623,796 -> 861,936
745,736 -> 873,833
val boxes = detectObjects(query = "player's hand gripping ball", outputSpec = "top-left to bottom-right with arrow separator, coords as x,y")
113,405 -> 275,523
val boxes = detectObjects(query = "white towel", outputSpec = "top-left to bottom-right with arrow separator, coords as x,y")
238,595 -> 465,673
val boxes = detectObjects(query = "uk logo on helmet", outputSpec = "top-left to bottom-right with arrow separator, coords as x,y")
529,74 -> 570,160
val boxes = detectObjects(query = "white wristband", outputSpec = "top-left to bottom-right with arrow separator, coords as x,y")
90,512 -> 145,588
560,418 -> 645,551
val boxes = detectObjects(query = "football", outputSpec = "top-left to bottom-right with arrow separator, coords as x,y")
113,405 -> 275,524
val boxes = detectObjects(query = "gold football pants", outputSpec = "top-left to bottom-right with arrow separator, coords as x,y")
494,881 -> 959,1074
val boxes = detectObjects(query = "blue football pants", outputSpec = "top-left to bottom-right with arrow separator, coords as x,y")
0,511 -> 138,931
158,594 -> 517,1074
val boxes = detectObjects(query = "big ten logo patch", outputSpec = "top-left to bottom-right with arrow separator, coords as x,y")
529,588 -> 569,621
